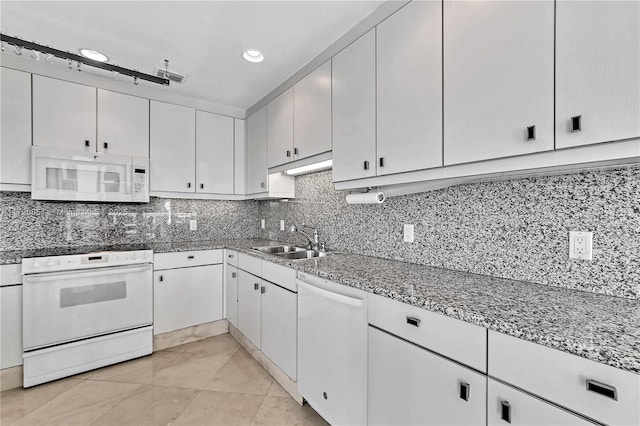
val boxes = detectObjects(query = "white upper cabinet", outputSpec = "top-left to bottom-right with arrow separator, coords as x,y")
332,29 -> 377,182
267,88 -> 294,168
0,67 -> 31,185
234,119 -> 246,195
556,1 -> 640,149
33,75 -> 96,151
377,0 -> 442,176
293,60 -> 332,161
246,106 -> 269,194
443,0 -> 555,165
150,101 -> 196,193
195,111 -> 234,194
97,89 -> 149,157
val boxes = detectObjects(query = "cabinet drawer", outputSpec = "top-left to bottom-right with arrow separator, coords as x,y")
1,264 -> 22,286
261,261 -> 296,293
368,293 -> 487,372
238,252 -> 261,276
488,330 -> 639,426
488,378 -> 595,425
154,250 -> 222,270
225,250 -> 238,267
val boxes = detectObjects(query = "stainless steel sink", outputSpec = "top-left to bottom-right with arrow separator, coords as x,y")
251,245 -> 330,260
274,250 -> 330,260
252,245 -> 306,254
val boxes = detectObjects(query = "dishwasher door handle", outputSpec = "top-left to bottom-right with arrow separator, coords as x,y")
296,279 -> 365,307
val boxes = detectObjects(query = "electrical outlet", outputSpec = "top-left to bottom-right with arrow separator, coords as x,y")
189,220 -> 197,231
280,220 -> 285,231
569,231 -> 592,260
260,219 -> 266,230
403,224 -> 414,243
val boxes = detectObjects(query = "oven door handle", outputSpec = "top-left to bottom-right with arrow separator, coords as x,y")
23,264 -> 152,283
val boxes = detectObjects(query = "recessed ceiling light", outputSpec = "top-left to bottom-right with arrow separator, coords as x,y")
78,48 -> 109,62
242,49 -> 264,63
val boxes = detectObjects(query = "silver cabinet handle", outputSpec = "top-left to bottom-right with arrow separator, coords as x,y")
379,157 -> 384,167
103,142 -> 108,149
254,283 -> 259,290
200,183 -> 204,189
85,140 -> 90,147
501,401 -> 511,423
187,182 -> 191,188
286,150 -> 291,158
260,182 -> 265,188
261,286 -> 266,294
294,147 -> 299,155
526,125 -> 536,141
187,255 -> 195,259
586,379 -> 617,400
571,115 -> 582,132
228,254 -> 234,258
363,160 -> 369,170
406,316 -> 421,327
459,381 -> 470,401
159,275 -> 164,282
231,272 -> 236,278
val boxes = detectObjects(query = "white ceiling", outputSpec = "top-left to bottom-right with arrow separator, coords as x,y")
1,1 -> 384,111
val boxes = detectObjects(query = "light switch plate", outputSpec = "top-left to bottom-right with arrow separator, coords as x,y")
569,231 -> 592,260
189,220 -> 197,231
403,224 -> 414,243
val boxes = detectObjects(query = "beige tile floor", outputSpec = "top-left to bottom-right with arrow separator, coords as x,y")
1,334 -> 329,426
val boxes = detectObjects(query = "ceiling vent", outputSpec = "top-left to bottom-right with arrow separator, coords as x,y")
153,66 -> 188,84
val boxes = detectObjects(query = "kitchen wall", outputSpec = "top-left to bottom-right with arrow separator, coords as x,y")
0,193 -> 260,251
259,166 -> 640,300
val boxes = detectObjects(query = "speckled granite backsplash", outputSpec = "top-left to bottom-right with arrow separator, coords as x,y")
259,166 -> 640,299
0,194 -> 260,250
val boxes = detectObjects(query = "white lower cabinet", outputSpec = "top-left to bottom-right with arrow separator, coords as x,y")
237,270 -> 263,348
0,284 -> 23,369
368,326 -> 486,426
261,281 -> 297,380
226,264 -> 238,327
153,253 -> 223,334
488,379 -> 595,425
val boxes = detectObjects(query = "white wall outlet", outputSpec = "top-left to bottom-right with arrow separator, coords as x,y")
280,220 -> 285,231
569,231 -> 593,260
403,224 -> 414,243
260,219 -> 266,230
189,220 -> 197,231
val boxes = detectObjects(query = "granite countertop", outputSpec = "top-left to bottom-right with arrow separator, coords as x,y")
2,239 -> 638,374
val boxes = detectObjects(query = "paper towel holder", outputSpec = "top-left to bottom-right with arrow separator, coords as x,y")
345,189 -> 386,205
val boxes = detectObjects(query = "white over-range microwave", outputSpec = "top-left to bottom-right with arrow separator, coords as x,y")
31,146 -> 149,203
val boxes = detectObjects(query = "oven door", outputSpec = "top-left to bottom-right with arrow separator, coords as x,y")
22,263 -> 152,351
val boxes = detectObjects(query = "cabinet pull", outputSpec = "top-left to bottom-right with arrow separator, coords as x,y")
286,150 -> 291,158
261,286 -> 266,294
586,379 -> 617,400
294,147 -> 299,155
379,157 -> 384,167
459,381 -> 470,401
254,283 -> 259,290
571,115 -> 582,132
228,254 -> 234,258
103,142 -> 108,149
500,401 -> 511,423
231,272 -> 236,278
159,275 -> 163,282
406,316 -> 421,327
187,182 -> 191,188
187,255 -> 195,259
84,140 -> 90,147
200,183 -> 204,189
260,182 -> 265,189
526,125 -> 536,141
363,160 -> 369,170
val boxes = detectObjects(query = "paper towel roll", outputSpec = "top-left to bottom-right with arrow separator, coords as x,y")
345,192 -> 385,205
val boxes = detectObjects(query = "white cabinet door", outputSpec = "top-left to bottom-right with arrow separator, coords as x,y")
0,68 -> 31,185
97,89 -> 149,157
226,265 -> 238,327
237,271 -> 262,348
246,106 -> 268,194
444,1 -> 554,165
195,111 -> 234,194
377,0 -> 442,176
261,281 -> 297,380
556,1 -> 640,149
0,285 -> 23,369
150,101 -> 195,193
33,75 -> 96,151
332,29 -> 377,182
267,88 -> 294,168
368,326 -> 486,426
488,379 -> 595,426
294,60 -> 332,160
153,264 -> 223,335
234,119 -> 246,195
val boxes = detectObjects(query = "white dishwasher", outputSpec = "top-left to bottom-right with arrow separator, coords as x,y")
297,272 -> 367,426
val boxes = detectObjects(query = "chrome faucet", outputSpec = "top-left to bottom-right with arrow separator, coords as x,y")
290,224 -> 320,250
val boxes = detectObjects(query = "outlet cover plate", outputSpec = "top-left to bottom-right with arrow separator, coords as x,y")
569,231 -> 592,260
280,220 -> 285,231
403,224 -> 414,243
261,219 -> 266,230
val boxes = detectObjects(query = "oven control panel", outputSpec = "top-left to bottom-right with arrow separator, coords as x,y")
22,250 -> 153,274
